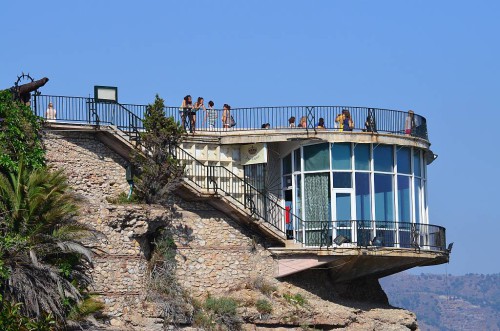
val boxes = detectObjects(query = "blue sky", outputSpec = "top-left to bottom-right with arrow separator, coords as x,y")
1,1 -> 499,275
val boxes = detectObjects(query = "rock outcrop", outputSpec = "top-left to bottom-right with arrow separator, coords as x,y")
43,130 -> 420,330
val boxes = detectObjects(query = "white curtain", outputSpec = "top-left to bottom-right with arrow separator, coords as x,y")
304,173 -> 330,223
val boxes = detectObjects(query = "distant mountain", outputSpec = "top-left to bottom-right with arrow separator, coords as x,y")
380,273 -> 500,331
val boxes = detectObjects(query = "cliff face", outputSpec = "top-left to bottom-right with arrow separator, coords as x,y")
43,130 -> 419,330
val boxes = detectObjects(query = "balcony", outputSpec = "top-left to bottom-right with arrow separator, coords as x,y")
32,95 -> 429,142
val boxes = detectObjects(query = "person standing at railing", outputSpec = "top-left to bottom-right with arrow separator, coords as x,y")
192,97 -> 206,134
222,104 -> 231,129
180,95 -> 193,132
45,102 -> 56,122
363,108 -> 377,133
204,100 -> 217,130
405,110 -> 415,135
342,109 -> 354,131
298,116 -> 307,128
288,116 -> 296,127
335,113 -> 344,131
316,117 -> 326,129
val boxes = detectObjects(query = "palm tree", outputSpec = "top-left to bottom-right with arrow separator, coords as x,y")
0,163 -> 94,323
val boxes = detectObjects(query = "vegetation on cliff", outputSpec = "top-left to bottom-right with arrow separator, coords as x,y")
0,90 -> 45,172
0,92 -> 97,329
132,94 -> 184,204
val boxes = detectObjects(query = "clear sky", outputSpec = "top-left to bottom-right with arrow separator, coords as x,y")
1,1 -> 499,275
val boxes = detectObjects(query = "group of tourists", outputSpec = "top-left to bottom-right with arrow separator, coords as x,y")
284,109 -> 416,136
284,109 -> 355,131
45,96 -> 418,137
180,95 -> 235,133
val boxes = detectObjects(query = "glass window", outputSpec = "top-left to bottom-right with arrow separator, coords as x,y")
355,173 -> 371,220
294,149 -> 301,172
423,180 -> 427,223
283,175 -> 292,188
397,175 -> 411,222
414,178 -> 421,223
374,174 -> 394,222
374,145 -> 393,172
335,193 -> 351,220
414,150 -> 421,177
331,143 -> 351,170
354,144 -> 370,171
333,172 -> 352,188
295,175 -> 302,218
304,143 -> 330,171
304,173 -> 331,222
283,153 -> 292,175
397,147 -> 411,174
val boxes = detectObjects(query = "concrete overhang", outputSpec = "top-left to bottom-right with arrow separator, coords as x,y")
184,129 -> 431,150
270,246 -> 449,282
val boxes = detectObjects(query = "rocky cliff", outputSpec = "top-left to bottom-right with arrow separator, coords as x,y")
43,129 -> 420,330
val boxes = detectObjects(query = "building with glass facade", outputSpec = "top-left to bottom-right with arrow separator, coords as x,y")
33,95 -> 449,279
282,142 -> 431,249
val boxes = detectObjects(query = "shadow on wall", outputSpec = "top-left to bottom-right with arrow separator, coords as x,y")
282,268 -> 390,308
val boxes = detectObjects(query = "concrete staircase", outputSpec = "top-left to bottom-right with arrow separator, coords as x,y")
64,121 -> 289,246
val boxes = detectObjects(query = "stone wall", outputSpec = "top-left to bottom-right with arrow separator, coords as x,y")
42,129 -> 419,330
42,130 -> 278,328
43,131 -> 129,204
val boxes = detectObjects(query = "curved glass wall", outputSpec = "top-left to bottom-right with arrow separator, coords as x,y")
282,143 -> 428,247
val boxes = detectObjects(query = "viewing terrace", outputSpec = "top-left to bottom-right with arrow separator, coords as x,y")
32,94 -> 428,142
31,94 -> 448,278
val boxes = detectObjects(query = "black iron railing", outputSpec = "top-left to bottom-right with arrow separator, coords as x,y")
33,95 -> 429,141
294,220 -> 446,251
32,94 -> 144,143
174,146 -> 305,237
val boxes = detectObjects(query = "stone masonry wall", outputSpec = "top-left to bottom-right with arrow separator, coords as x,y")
42,129 -> 419,330
43,131 -> 130,204
42,130 -> 277,328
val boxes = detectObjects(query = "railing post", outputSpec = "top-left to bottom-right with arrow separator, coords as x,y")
207,165 -> 211,191
33,93 -> 38,117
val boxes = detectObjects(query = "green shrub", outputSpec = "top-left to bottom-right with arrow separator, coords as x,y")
0,301 -> 56,331
255,299 -> 272,315
0,90 -> 45,172
283,292 -> 307,306
106,191 -> 141,204
196,296 -> 241,330
249,276 -> 277,296
204,296 -> 238,316
67,297 -> 105,321
193,310 -> 215,329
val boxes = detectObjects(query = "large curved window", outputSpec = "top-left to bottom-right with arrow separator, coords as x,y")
304,143 -> 329,171
283,142 -> 428,247
331,143 -> 351,170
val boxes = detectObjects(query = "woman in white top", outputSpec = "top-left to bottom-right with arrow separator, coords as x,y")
45,102 -> 56,122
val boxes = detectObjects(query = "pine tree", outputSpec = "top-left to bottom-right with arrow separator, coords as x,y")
133,95 -> 184,204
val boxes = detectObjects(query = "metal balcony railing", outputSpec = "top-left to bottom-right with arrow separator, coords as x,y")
33,95 -> 429,141
295,220 -> 446,251
174,146 -> 305,238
